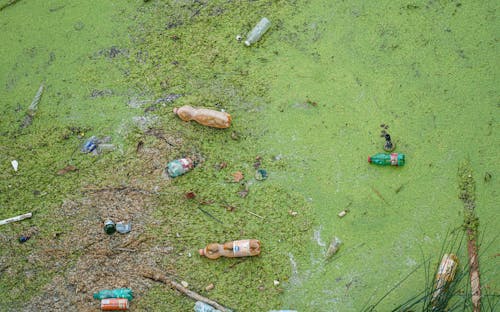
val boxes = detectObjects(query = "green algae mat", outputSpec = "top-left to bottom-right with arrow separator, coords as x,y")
0,1 -> 498,311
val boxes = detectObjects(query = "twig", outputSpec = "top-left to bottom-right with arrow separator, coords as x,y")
197,206 -> 223,224
370,186 -> 388,204
247,211 -> 263,219
0,212 -> 32,226
0,0 -> 21,11
142,269 -> 232,312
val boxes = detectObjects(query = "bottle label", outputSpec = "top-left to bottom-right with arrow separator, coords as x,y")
232,240 -> 251,257
390,153 -> 398,166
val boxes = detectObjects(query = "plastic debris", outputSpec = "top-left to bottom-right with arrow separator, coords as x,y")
93,288 -> 133,301
116,222 -> 131,234
167,158 -> 194,178
82,136 -> 99,153
11,160 -> 18,171
173,105 -> 231,128
194,301 -> 221,312
326,236 -> 342,259
255,169 -> 268,181
199,239 -> 261,259
245,17 -> 271,46
19,235 -> 30,243
0,212 -> 32,226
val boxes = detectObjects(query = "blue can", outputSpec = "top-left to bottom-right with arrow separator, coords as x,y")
82,136 -> 98,153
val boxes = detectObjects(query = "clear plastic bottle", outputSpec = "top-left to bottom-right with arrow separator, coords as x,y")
245,17 -> 271,46
173,105 -> 231,129
199,239 -> 261,259
194,301 -> 221,312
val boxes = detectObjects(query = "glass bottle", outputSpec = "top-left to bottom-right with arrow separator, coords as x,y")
368,153 -> 405,166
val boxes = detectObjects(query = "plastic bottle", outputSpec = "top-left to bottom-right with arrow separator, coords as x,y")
325,236 -> 342,259
199,239 -> 261,259
431,254 -> 459,309
93,288 -> 133,300
194,301 -> 221,312
103,220 -> 116,235
100,298 -> 129,311
368,153 -> 405,166
245,17 -> 271,46
166,158 -> 194,178
173,105 -> 231,129
116,222 -> 131,234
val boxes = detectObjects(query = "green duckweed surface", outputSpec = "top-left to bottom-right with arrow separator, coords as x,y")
0,1 -> 498,311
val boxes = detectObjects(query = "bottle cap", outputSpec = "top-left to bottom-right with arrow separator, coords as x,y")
367,156 -> 372,163
199,248 -> 205,256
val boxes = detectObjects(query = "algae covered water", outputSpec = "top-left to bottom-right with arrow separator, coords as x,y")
254,1 -> 499,310
0,1 -> 498,311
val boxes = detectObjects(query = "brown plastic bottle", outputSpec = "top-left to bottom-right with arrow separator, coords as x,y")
173,105 -> 231,129
199,239 -> 261,259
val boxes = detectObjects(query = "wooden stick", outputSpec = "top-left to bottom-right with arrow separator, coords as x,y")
142,269 -> 231,312
0,0 -> 21,12
0,212 -> 32,226
458,161 -> 481,312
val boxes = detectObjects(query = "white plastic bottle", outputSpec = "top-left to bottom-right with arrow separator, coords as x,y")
245,17 -> 271,46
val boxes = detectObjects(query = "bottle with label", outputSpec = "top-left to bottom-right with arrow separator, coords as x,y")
199,239 -> 261,259
431,253 -> 459,309
245,17 -> 271,46
173,105 -> 231,129
93,288 -> 133,300
166,158 -> 194,178
368,153 -> 405,166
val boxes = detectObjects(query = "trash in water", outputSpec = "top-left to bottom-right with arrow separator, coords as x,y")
173,105 -> 231,128
199,239 -> 261,259
93,288 -> 134,300
100,298 -> 129,311
19,235 -> 30,243
326,236 -> 342,259
338,210 -> 348,218
431,253 -> 459,309
368,153 -> 405,166
245,17 -> 271,46
0,212 -> 33,226
166,158 -> 194,178
383,133 -> 395,152
194,301 -> 221,312
116,222 -> 131,234
103,220 -> 116,235
21,83 -> 44,128
255,169 -> 268,181
82,136 -> 99,153
11,160 -> 18,172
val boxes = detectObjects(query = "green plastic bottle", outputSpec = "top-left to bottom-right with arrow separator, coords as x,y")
368,153 -> 405,166
166,158 -> 194,178
93,288 -> 133,301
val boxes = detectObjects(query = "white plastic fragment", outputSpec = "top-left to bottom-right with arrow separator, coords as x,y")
0,212 -> 32,226
11,160 -> 18,171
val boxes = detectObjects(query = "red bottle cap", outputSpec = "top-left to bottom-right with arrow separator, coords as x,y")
199,248 -> 205,256
367,156 -> 372,163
